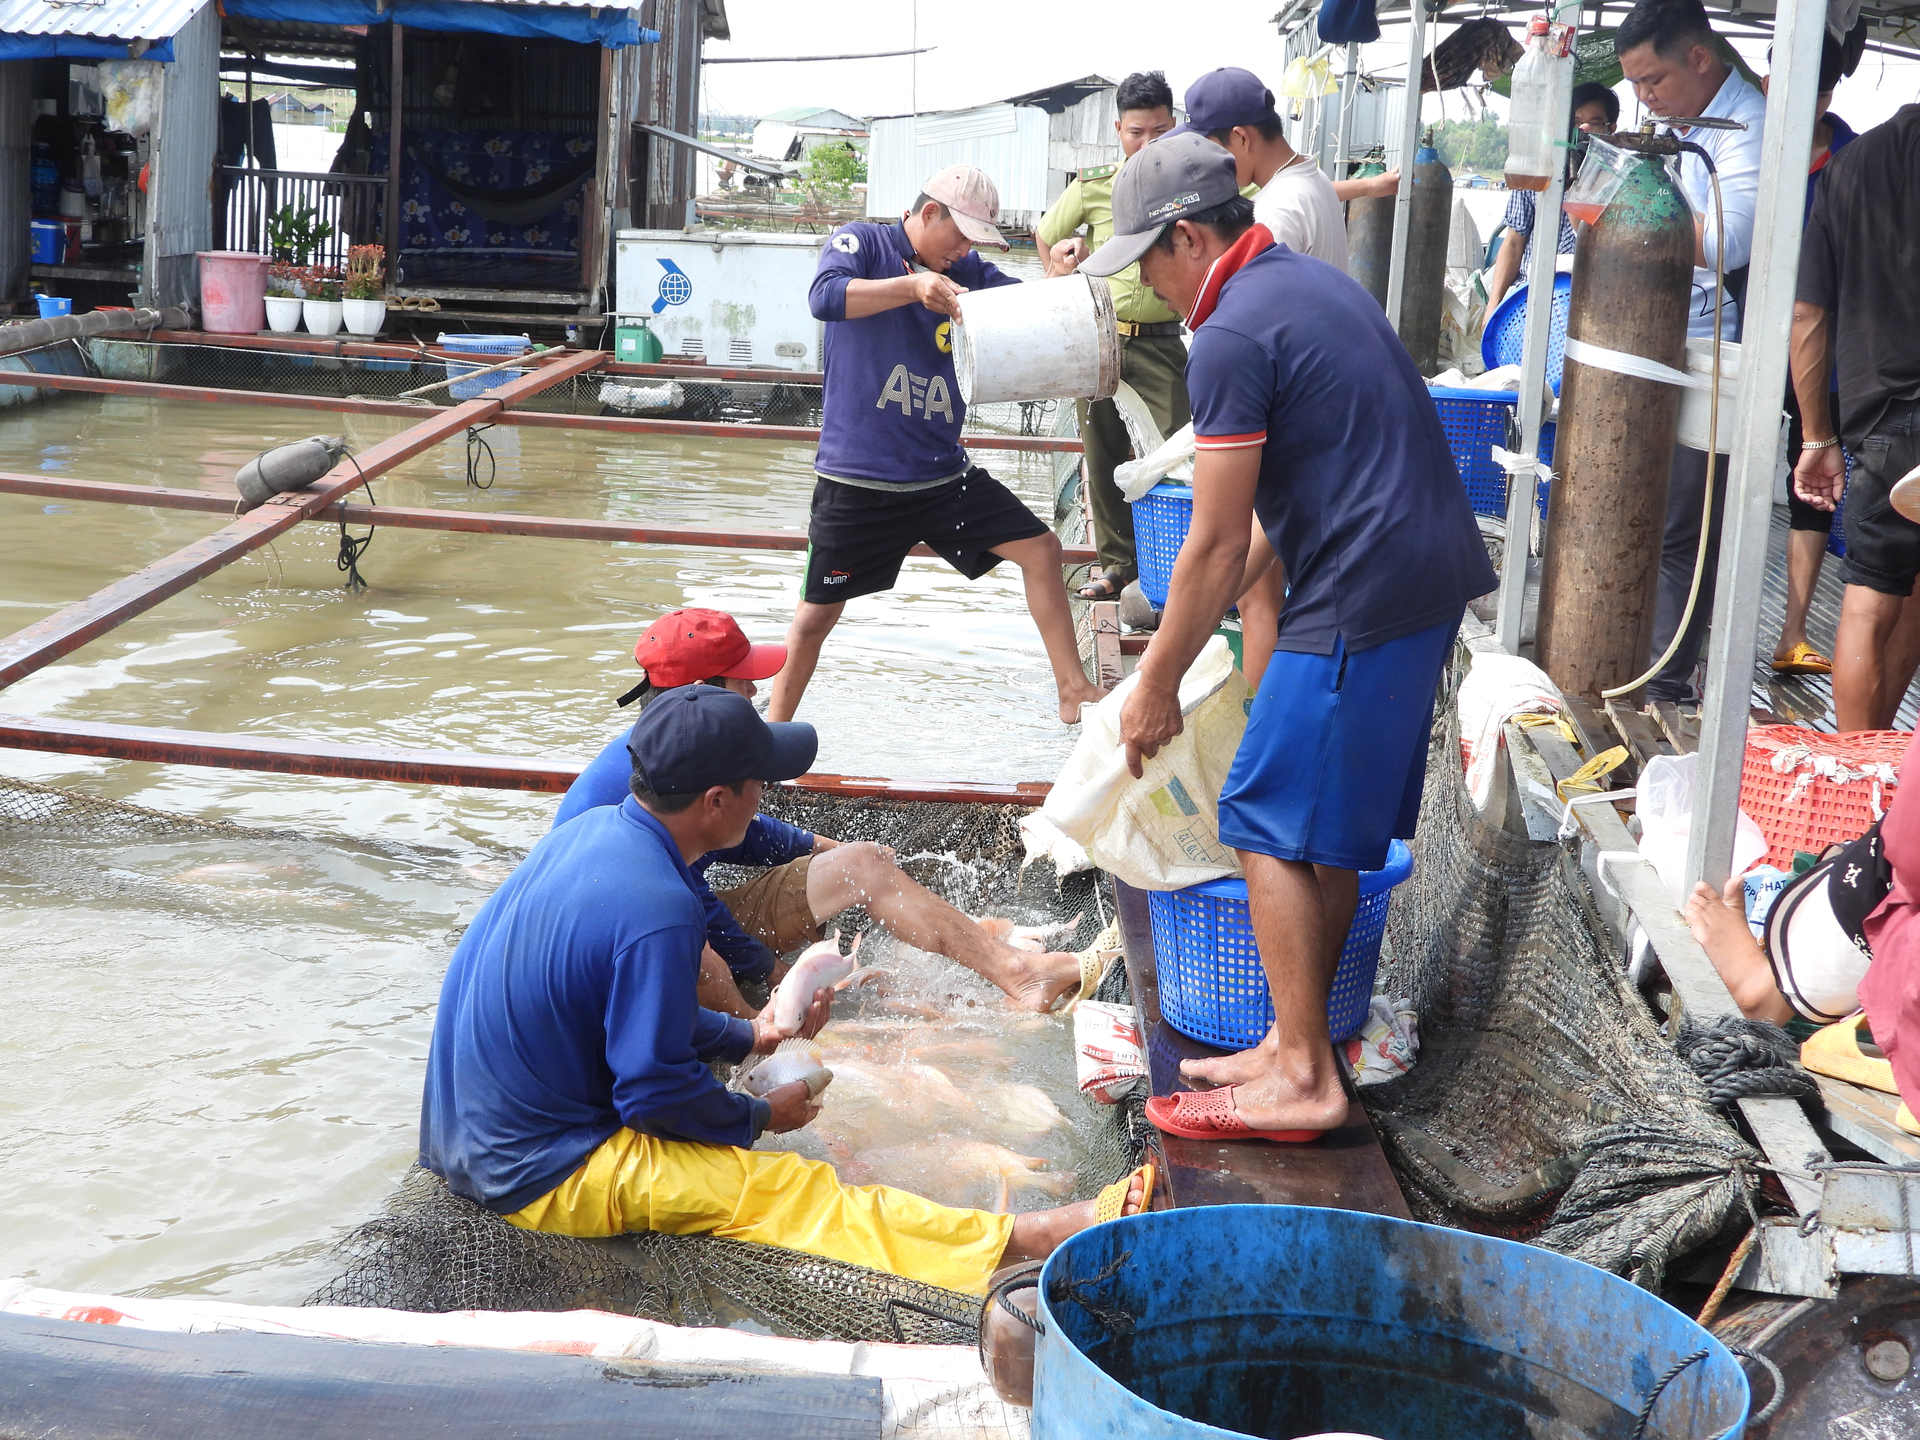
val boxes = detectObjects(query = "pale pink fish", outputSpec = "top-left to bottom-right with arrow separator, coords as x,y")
741,1037 -> 832,1100
972,912 -> 1084,952
773,930 -> 862,1034
976,1083 -> 1068,1136
855,1139 -> 1074,1212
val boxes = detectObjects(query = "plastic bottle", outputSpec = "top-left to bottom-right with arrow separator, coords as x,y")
1504,19 -> 1556,192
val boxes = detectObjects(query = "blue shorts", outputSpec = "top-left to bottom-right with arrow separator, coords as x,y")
1217,618 -> 1457,872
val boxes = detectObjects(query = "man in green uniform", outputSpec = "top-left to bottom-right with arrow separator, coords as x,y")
1037,71 -> 1185,601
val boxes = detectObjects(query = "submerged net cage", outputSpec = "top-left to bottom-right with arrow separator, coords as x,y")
1370,691 -> 1758,1290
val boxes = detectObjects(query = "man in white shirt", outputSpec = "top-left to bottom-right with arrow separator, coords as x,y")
1617,0 -> 1766,702
1181,67 -> 1350,270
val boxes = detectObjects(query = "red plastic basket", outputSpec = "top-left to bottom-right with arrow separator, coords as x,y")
1740,726 -> 1913,868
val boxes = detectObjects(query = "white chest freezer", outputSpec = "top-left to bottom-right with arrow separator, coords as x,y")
613,229 -> 827,369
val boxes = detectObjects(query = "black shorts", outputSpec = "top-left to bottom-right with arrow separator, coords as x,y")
802,468 -> 1050,605
1842,400 -> 1920,596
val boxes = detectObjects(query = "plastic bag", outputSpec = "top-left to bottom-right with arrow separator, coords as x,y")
1035,636 -> 1246,891
1635,751 -> 1768,905
1073,1001 -> 1147,1104
97,60 -> 163,137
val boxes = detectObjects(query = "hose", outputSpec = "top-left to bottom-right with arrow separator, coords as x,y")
1600,146 -> 1726,700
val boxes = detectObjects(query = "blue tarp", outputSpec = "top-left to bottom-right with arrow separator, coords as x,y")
0,35 -> 175,61
220,1 -> 656,48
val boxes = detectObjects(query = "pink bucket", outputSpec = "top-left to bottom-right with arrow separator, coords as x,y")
196,251 -> 269,334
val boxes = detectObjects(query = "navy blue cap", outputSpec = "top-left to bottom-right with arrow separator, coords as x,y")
626,686 -> 817,794
1175,67 -> 1279,138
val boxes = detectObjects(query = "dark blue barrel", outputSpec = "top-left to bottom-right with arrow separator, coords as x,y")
1032,1205 -> 1748,1440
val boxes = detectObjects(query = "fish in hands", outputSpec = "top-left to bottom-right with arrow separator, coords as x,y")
772,929 -> 863,1035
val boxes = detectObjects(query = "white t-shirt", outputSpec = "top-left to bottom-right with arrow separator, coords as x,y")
1252,156 -> 1350,271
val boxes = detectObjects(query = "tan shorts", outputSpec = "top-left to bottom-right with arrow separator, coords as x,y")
713,855 -> 824,956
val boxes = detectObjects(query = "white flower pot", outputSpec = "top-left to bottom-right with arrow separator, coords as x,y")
264,295 -> 303,333
342,298 -> 386,337
302,298 -> 343,336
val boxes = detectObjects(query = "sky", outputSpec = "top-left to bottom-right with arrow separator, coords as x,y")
701,0 -> 1918,133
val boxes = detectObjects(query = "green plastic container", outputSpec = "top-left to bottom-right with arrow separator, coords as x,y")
615,322 -> 664,364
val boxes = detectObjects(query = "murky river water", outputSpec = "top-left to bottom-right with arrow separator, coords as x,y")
0,287 -> 1096,1304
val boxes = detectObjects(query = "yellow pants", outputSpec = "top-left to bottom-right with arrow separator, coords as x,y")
506,1128 -> 1017,1297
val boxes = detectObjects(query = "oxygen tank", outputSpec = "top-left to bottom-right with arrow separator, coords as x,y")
1398,137 -> 1453,374
1345,159 -> 1393,309
1533,134 -> 1695,701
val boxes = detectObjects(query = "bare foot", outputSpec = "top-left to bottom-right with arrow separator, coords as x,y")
1683,878 -> 1762,969
1180,1027 -> 1279,1087
1057,681 -> 1108,725
1004,1172 -> 1148,1260
997,947 -> 1081,1012
1226,1067 -> 1349,1133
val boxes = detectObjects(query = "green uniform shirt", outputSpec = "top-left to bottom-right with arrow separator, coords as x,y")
1036,158 -> 1181,326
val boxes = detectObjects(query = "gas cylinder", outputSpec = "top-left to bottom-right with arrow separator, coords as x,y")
1397,137 -> 1452,373
1345,159 -> 1393,309
1533,132 -> 1695,701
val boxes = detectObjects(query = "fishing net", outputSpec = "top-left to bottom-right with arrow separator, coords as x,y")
0,770 -> 297,841
1369,693 -> 1759,1290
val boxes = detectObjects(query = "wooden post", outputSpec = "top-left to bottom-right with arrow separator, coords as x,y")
384,22 -> 404,277
582,45 -> 613,296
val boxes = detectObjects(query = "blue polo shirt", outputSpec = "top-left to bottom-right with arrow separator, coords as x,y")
808,221 -> 1020,484
552,725 -> 815,982
1188,244 -> 1496,655
419,797 -> 765,1215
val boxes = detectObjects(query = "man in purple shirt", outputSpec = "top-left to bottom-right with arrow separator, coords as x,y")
765,165 -> 1107,727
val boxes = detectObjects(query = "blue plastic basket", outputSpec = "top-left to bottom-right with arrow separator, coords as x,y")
1149,839 -> 1414,1049
1481,271 -> 1571,395
440,332 -> 531,400
1133,481 -> 1192,608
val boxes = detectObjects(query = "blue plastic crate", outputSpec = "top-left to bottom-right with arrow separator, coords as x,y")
1148,840 -> 1414,1049
1133,481 -> 1192,609
1481,271 -> 1571,395
1431,387 -> 1517,519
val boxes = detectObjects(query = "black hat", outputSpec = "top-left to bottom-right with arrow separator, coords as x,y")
627,686 -> 817,794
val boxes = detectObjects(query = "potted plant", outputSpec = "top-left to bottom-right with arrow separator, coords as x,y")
342,244 -> 386,336
264,204 -> 334,265
301,266 -> 344,336
264,261 -> 304,333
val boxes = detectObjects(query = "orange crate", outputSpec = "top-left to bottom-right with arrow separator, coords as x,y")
1740,726 -> 1913,868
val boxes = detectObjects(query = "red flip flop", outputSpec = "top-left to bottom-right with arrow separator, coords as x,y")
1144,1085 -> 1329,1144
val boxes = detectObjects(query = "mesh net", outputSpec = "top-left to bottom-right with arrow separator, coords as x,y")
1370,693 -> 1758,1290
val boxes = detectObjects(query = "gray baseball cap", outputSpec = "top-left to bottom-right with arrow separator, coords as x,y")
1080,132 -> 1243,278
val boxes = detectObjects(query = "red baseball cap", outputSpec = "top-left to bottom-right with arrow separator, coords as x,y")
630,608 -> 786,694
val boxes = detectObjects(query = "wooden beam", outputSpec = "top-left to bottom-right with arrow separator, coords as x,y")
0,351 -> 605,691
0,472 -> 1099,565
0,713 -> 1053,804
0,370 -> 1083,453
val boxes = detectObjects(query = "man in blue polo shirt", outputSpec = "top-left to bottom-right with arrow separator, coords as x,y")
421,685 -> 1151,1292
765,164 -> 1107,727
1087,133 -> 1495,1143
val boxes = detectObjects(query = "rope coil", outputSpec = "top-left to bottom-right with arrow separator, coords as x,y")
1676,1015 -> 1818,1109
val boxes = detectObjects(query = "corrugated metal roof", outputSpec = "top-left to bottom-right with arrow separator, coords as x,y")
0,0 -> 207,40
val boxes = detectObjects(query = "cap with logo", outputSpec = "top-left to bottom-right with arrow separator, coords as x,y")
919,164 -> 1009,250
1079,132 -> 1243,279
618,608 -> 786,706
626,685 -> 819,796
1172,67 -> 1280,139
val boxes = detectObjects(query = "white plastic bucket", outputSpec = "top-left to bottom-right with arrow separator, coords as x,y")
1677,338 -> 1742,453
953,273 -> 1121,405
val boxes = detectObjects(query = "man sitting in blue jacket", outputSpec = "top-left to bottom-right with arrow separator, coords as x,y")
420,686 -> 1149,1293
557,608 -> 1086,1017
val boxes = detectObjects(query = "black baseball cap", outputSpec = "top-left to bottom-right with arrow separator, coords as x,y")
626,685 -> 817,794
1080,131 -> 1243,279
1172,67 -> 1280,138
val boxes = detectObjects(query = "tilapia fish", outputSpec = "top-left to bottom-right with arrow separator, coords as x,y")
972,913 -> 1083,952
772,930 -> 862,1034
851,1140 -> 1075,1211
741,1037 -> 832,1100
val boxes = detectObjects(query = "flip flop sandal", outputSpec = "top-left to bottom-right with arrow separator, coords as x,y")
1144,1085 -> 1328,1144
1801,1013 -> 1900,1094
1092,1160 -> 1156,1223
1077,575 -> 1123,601
1771,642 -> 1833,675
1061,919 -> 1123,1008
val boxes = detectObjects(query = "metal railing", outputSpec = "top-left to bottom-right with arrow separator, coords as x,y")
219,168 -> 387,272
